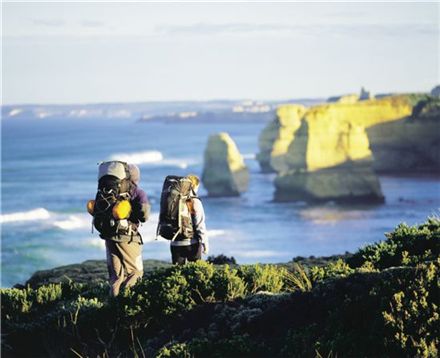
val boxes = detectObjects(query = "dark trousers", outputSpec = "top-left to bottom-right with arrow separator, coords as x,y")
170,243 -> 202,265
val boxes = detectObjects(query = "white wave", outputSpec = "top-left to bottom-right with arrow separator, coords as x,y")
0,208 -> 51,223
53,214 -> 91,230
208,229 -> 227,238
242,153 -> 256,160
109,150 -> 197,169
109,150 -> 163,165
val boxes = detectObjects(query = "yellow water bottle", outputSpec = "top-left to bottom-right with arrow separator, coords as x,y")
112,200 -> 132,220
86,200 -> 95,215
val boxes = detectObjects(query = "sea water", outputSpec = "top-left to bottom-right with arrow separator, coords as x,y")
1,117 -> 439,287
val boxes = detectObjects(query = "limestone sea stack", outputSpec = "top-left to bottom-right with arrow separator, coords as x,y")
202,132 -> 249,197
274,95 -> 415,203
256,104 -> 306,173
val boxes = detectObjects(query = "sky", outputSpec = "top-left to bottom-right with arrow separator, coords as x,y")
2,1 -> 439,105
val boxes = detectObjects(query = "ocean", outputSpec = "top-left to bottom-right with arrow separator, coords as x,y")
1,117 -> 439,287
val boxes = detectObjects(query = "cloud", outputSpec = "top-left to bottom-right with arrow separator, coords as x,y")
156,23 -> 296,36
155,22 -> 438,38
32,19 -> 66,27
80,20 -> 105,28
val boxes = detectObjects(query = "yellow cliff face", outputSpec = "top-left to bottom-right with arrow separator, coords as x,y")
288,96 -> 413,172
257,104 -> 306,172
367,97 -> 440,172
272,95 -> 417,202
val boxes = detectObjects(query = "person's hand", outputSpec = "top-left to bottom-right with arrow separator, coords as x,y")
202,241 -> 209,255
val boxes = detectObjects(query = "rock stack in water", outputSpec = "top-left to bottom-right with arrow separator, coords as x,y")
256,104 -> 306,173
273,95 -> 415,203
202,133 -> 249,197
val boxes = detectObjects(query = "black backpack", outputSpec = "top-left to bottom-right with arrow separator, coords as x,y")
157,175 -> 195,241
93,161 -> 133,238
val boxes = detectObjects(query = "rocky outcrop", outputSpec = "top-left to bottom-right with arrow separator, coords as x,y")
256,105 -> 306,173
202,132 -> 249,196
367,97 -> 440,173
274,95 -> 415,202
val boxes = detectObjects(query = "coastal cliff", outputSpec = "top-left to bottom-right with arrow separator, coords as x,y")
202,132 -> 249,196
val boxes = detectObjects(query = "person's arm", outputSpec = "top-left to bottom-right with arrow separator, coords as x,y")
192,199 -> 209,253
131,187 -> 150,223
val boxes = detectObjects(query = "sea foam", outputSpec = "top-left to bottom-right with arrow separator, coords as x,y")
53,214 -> 91,230
242,153 -> 256,160
109,150 -> 197,169
109,150 -> 163,165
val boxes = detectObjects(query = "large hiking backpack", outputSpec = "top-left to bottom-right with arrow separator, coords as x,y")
92,161 -> 134,238
157,175 -> 195,241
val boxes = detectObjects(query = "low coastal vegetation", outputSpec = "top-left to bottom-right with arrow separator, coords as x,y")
2,217 -> 439,357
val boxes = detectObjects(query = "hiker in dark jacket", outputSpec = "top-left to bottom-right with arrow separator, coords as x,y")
170,174 -> 209,265
105,164 -> 150,296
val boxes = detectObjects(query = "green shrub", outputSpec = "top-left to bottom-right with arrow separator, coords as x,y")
180,261 -> 216,303
145,268 -> 193,317
284,263 -> 313,292
1,287 -> 34,316
348,217 -> 440,270
382,259 -> 439,357
238,264 -> 285,293
212,265 -> 246,301
156,342 -> 191,358
310,259 -> 354,283
35,283 -> 63,304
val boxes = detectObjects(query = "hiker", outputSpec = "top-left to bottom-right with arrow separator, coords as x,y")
88,162 -> 150,296
157,174 -> 209,265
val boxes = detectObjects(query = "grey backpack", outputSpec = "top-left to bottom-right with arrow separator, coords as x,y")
93,161 -> 133,238
157,175 -> 195,241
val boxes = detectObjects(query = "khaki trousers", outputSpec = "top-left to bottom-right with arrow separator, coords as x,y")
105,240 -> 143,296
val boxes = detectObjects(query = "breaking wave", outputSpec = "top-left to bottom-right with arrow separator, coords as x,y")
242,153 -> 256,160
109,150 -> 163,165
207,230 -> 227,238
109,150 -> 197,169
0,208 -> 92,232
53,214 -> 91,231
0,208 -> 51,223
